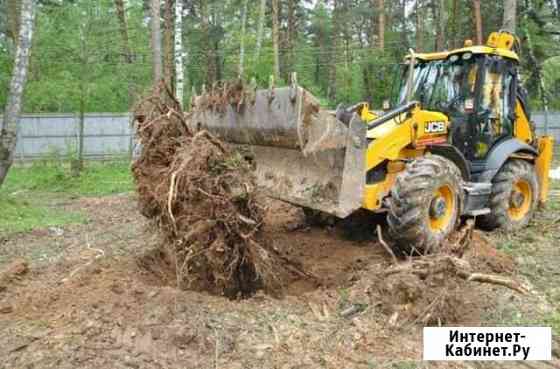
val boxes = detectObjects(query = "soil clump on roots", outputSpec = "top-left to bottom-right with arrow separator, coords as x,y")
132,83 -> 289,298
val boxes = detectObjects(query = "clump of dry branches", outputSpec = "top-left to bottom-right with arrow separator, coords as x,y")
132,83 -> 283,298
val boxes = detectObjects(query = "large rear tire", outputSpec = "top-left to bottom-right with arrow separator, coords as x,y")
387,155 -> 463,255
477,160 -> 538,231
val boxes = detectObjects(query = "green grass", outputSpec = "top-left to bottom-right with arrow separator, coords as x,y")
0,193 -> 86,234
0,161 -> 133,235
2,160 -> 133,196
485,180 -> 560,336
545,311 -> 560,336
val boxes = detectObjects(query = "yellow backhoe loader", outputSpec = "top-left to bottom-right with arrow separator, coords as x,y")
190,31 -> 555,255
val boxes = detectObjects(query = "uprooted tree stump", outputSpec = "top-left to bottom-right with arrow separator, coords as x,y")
132,83 -> 295,298
374,240 -> 528,326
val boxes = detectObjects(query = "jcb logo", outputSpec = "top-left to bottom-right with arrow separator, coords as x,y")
425,121 -> 446,134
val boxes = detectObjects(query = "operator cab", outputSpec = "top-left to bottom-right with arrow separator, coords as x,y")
390,33 -> 525,170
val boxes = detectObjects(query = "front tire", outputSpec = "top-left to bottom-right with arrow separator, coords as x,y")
477,160 -> 538,231
387,155 -> 464,255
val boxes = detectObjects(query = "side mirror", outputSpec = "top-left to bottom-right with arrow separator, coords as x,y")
382,99 -> 391,111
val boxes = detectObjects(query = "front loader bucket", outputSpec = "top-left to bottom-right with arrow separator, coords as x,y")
190,84 -> 367,218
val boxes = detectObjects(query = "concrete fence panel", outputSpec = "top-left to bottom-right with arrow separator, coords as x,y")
532,112 -> 560,143
2,113 -> 134,160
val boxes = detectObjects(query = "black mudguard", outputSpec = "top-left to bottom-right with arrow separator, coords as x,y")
428,144 -> 471,181
474,138 -> 537,182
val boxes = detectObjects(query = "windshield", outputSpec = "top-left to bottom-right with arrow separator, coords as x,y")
392,55 -> 480,114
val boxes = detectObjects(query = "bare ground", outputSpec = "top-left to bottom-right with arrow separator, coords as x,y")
0,194 -> 559,369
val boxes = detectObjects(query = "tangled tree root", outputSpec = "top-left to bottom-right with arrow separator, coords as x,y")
132,83 -> 291,298
375,254 -> 529,326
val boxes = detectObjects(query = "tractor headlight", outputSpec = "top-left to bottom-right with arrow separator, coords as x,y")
462,52 -> 473,60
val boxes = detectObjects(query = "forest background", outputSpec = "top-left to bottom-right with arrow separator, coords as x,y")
0,0 -> 559,115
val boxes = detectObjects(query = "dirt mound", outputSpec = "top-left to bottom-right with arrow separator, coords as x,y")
132,84 -> 291,298
466,231 -> 516,274
373,259 -> 465,326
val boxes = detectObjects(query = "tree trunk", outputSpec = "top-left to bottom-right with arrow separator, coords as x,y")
115,0 -> 133,64
0,0 -> 35,187
283,0 -> 296,76
6,0 -> 21,42
142,0 -> 150,21
316,1 -> 327,89
415,0 -> 423,50
200,0 -> 216,85
271,0 -> 281,82
399,0 -> 408,50
74,18 -> 89,176
114,0 -> 135,107
163,0 -> 174,90
286,0 -> 297,77
367,0 -> 376,47
363,0 -> 377,104
450,0 -> 459,48
473,0 -> 483,44
436,0 -> 447,50
431,0 -> 445,51
74,91 -> 85,177
238,0 -> 248,78
175,0 -> 184,105
211,4 -> 222,82
523,0 -> 548,120
378,0 -> 385,50
502,0 -> 517,33
254,0 -> 266,62
151,0 -> 163,83
341,1 -> 351,101
328,0 -> 339,102
114,0 -> 137,159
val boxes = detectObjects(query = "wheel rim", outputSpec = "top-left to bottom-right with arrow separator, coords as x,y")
428,184 -> 455,232
508,179 -> 532,221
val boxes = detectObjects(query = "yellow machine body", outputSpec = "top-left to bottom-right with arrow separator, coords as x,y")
357,103 -> 554,211
355,31 -> 554,211
535,136 -> 555,204
362,107 -> 448,210
191,31 -> 554,220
